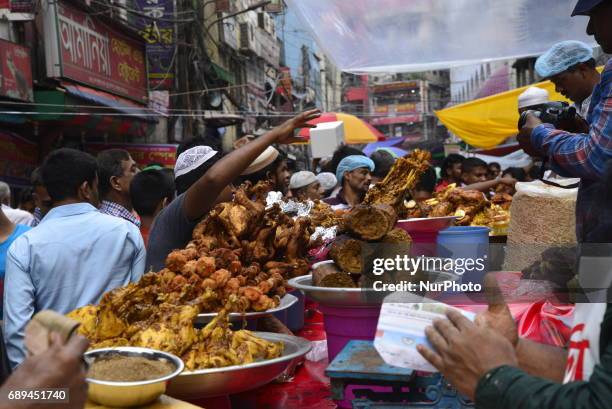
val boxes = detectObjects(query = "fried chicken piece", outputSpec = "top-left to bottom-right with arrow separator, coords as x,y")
166,248 -> 197,271
429,201 -> 455,217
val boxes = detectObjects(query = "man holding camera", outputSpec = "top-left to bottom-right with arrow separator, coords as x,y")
418,1 -> 612,409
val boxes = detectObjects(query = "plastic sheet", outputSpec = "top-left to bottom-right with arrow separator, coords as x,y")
287,0 -> 595,73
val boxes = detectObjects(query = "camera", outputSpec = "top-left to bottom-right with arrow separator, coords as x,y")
518,101 -> 577,129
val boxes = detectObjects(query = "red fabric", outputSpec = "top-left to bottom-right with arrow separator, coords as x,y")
434,179 -> 450,192
516,301 -> 574,347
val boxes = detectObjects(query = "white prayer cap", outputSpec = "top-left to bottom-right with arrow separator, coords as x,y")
174,146 -> 218,178
289,171 -> 317,190
518,87 -> 549,109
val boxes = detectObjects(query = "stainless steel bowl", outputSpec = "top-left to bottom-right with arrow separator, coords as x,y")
195,293 -> 298,325
85,347 -> 184,407
288,274 -> 386,306
167,332 -> 311,399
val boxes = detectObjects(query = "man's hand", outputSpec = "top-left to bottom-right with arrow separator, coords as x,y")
498,175 -> 517,187
273,109 -> 321,144
517,112 -> 543,157
417,309 -> 518,400
475,273 -> 519,347
0,333 -> 90,409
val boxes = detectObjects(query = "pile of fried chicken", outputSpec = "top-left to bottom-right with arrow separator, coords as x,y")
401,184 -> 510,228
68,291 -> 283,371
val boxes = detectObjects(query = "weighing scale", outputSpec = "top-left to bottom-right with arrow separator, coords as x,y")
326,341 -> 474,409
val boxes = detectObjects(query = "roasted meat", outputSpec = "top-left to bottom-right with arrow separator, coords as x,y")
344,204 -> 397,241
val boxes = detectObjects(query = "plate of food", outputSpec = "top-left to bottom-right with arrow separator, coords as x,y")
194,293 -> 298,324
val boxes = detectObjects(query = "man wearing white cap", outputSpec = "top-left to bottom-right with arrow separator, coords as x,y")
289,171 -> 321,201
316,172 -> 338,198
535,40 -> 600,120
146,109 -> 321,271
517,86 -> 550,113
239,146 -> 291,195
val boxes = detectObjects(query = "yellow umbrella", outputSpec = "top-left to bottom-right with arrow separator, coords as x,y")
297,112 -> 383,144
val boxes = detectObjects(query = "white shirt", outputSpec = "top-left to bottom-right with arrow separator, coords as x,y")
1,204 -> 34,226
563,303 -> 606,382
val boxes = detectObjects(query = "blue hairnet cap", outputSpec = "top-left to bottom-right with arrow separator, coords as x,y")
336,155 -> 375,184
535,41 -> 593,78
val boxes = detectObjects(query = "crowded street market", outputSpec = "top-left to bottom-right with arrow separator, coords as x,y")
0,0 -> 611,408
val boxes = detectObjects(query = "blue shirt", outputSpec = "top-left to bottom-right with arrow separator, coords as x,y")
3,203 -> 146,367
0,224 -> 30,318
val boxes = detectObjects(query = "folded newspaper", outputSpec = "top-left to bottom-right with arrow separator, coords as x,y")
374,293 -> 475,372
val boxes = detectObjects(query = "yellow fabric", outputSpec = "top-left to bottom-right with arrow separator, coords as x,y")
435,81 -> 571,149
336,113 -> 379,144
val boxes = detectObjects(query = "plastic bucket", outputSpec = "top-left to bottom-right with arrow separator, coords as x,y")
284,289 -> 305,332
437,226 -> 490,288
319,304 -> 381,362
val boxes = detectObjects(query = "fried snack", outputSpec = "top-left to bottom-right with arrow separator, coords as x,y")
329,239 -> 364,273
344,204 -> 397,241
382,228 -> 412,244
319,272 -> 356,288
364,149 -> 431,209
309,201 -> 346,229
312,262 -> 343,286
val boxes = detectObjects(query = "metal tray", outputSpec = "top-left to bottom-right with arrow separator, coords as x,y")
167,332 -> 311,399
195,293 -> 298,324
288,274 -> 386,307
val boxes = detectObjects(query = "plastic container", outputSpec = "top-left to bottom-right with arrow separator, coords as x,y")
437,226 -> 490,288
284,289 -> 305,332
319,304 -> 381,362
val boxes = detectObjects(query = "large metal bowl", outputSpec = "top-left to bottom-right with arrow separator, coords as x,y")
288,274 -> 386,306
167,332 -> 311,399
85,347 -> 184,407
195,293 -> 298,325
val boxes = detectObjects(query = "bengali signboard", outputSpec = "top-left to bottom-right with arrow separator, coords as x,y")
133,0 -> 175,90
0,39 -> 33,101
0,131 -> 38,185
45,0 -> 148,103
85,143 -> 177,168
372,81 -> 419,94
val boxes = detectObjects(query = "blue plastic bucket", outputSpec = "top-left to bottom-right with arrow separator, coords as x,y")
437,226 -> 490,288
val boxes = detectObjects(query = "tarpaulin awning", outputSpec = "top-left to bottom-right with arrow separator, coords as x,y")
363,136 -> 405,156
61,83 -> 157,123
287,0 -> 594,73
435,81 -> 570,149
298,112 -> 384,144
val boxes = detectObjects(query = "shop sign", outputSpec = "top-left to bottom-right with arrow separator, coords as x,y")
0,131 -> 38,185
372,81 -> 419,94
44,0 -> 148,103
133,0 -> 175,90
85,143 -> 177,168
10,0 -> 34,13
0,39 -> 33,101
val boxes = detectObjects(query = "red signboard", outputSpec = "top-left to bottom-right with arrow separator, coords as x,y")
53,0 -> 147,103
0,39 -> 33,101
0,131 -> 38,185
84,143 -> 177,168
370,114 -> 421,126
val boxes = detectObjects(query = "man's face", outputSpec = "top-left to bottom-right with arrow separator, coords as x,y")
33,185 -> 52,216
462,166 -> 488,184
303,181 -> 322,201
273,160 -> 290,195
549,67 -> 592,103
447,163 -> 462,182
345,167 -> 372,194
115,155 -> 139,196
488,165 -> 501,179
587,2 -> 612,53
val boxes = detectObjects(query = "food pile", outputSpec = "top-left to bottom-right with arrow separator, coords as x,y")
400,184 -> 510,231
69,295 -> 283,371
312,204 -> 412,288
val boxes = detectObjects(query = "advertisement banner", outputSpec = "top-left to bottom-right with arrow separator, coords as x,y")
0,131 -> 38,185
0,39 -> 33,101
85,143 -> 177,168
51,0 -> 148,103
133,0 -> 175,90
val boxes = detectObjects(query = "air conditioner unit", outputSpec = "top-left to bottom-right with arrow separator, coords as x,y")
239,23 -> 256,55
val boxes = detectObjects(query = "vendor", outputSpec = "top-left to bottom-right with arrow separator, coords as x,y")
435,154 -> 465,192
461,158 -> 516,194
324,155 -> 374,208
289,171 -> 322,201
